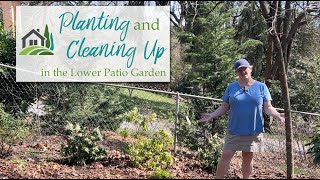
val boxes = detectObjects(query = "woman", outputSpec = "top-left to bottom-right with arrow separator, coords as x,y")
198,58 -> 285,179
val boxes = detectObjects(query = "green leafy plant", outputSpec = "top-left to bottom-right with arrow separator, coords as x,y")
197,133 -> 222,171
60,121 -> 106,165
306,124 -> 320,164
150,169 -> 174,179
122,107 -> 157,133
0,104 -> 29,158
118,127 -> 131,138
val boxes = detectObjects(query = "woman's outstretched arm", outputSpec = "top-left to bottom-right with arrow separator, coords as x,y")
198,102 -> 230,123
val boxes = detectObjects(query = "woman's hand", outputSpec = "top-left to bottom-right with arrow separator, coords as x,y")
263,101 -> 286,124
198,113 -> 214,123
198,102 -> 230,123
278,113 -> 285,124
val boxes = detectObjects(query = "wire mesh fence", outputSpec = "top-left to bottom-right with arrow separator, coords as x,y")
0,64 -> 179,136
1,63 -> 320,174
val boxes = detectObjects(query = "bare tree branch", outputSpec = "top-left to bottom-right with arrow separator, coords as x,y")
199,1 -> 223,16
259,1 -> 270,20
276,1 -> 282,32
298,21 -> 308,27
170,17 -> 181,30
190,1 -> 199,31
106,1 -> 115,6
271,1 -> 279,36
259,1 -> 277,33
282,1 -> 291,38
170,11 -> 181,25
284,12 -> 306,48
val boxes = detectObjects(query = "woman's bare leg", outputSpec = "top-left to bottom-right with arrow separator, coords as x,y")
241,151 -> 254,179
215,150 -> 236,179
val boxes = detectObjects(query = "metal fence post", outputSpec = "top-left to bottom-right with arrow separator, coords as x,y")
174,92 -> 180,154
35,83 -> 40,135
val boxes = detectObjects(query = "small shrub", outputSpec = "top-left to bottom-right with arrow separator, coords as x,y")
0,104 -> 29,158
306,124 -> 320,164
60,121 -> 106,165
176,104 -> 227,151
120,108 -> 174,170
150,169 -> 174,179
124,130 -> 174,170
197,133 -> 222,171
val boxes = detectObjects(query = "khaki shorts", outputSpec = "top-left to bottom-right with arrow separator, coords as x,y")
223,132 -> 264,152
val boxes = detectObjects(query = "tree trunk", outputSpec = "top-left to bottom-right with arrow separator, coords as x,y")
259,1 -> 295,178
271,14 -> 294,180
273,42 -> 294,179
265,35 -> 273,88
264,33 -> 274,133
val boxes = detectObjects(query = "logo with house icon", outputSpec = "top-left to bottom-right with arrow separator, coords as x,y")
19,24 -> 55,55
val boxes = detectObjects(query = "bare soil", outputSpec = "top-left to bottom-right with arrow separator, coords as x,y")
0,131 -> 319,179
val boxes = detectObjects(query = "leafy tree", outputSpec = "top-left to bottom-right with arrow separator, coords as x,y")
234,1 -> 274,131
49,33 -> 54,50
270,21 -> 320,114
0,23 -> 15,65
259,1 -> 320,178
174,2 -> 263,97
170,2 -> 263,138
0,8 -> 3,23
44,24 -> 50,48
234,1 -> 267,79
0,23 -> 37,116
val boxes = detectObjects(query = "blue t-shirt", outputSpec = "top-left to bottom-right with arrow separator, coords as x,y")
222,81 -> 272,135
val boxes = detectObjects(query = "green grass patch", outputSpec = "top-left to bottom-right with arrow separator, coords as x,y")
119,88 -> 188,119
19,46 -> 54,55
19,46 -> 43,55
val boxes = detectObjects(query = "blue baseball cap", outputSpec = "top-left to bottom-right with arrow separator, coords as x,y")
234,59 -> 252,70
